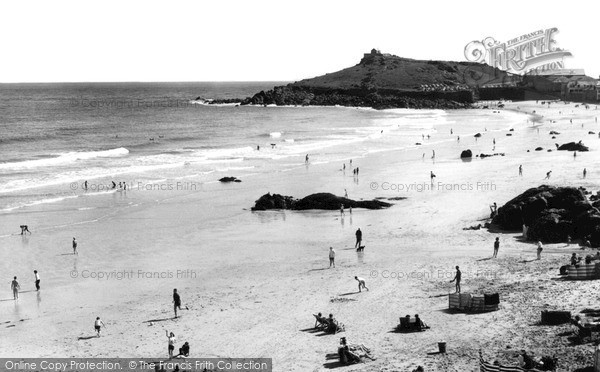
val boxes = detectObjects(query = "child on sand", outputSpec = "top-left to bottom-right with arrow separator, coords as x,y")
166,330 -> 176,358
329,247 -> 336,268
34,270 -> 40,291
536,241 -> 543,260
493,238 -> 500,258
94,317 -> 105,337
355,276 -> 369,292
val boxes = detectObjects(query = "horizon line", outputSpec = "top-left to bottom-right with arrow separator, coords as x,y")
0,80 -> 294,85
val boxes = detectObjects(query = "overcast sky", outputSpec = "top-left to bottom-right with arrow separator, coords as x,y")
1,0 -> 598,83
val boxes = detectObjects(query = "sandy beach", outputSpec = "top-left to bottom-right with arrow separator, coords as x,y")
2,100 -> 600,371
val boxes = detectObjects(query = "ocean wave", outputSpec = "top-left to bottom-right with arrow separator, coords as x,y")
0,147 -> 130,170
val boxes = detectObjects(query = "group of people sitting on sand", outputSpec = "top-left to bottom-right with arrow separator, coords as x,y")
313,313 -> 345,334
570,252 -> 600,266
337,337 -> 376,365
397,314 -> 430,332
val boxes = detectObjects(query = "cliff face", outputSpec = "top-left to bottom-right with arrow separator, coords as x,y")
236,51 -> 518,109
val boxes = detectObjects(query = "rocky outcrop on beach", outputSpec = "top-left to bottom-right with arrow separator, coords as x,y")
492,185 -> 600,246
557,142 -> 589,151
251,192 -> 392,211
240,86 -> 472,110
478,153 -> 505,158
219,177 -> 242,183
460,150 -> 472,158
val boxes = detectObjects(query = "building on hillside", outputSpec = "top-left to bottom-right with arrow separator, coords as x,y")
522,69 -> 599,101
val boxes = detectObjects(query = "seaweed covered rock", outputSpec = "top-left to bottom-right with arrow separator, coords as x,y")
460,149 -> 472,158
219,177 -> 242,183
251,192 -> 392,211
557,142 -> 589,151
252,193 -> 296,210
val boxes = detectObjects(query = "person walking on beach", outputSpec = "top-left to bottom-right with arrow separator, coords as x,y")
519,165 -> 523,176
583,168 -> 587,178
449,266 -> 461,293
355,276 -> 369,292
305,154 -> 309,164
493,238 -> 500,258
544,171 -> 552,180
11,276 -> 20,300
94,317 -> 105,337
166,330 -> 176,358
355,228 -> 362,249
34,270 -> 40,291
329,247 -> 336,268
72,237 -> 78,255
340,204 -> 345,216
20,225 -> 31,235
172,289 -> 188,318
536,241 -> 543,260
430,171 -> 436,183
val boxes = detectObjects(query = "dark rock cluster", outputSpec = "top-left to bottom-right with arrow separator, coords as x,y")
492,185 -> 600,246
251,192 -> 393,211
557,142 -> 589,151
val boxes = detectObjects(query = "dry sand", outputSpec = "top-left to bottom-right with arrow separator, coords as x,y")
1,100 -> 600,371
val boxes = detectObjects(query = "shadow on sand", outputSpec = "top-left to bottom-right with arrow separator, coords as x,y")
307,268 -> 330,272
77,335 -> 97,341
143,317 -> 175,323
323,353 -> 345,369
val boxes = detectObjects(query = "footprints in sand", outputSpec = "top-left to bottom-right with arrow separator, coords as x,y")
2,318 -> 30,329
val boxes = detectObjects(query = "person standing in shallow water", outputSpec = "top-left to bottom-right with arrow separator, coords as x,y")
355,228 -> 362,248
72,237 -> 78,255
450,266 -> 461,293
